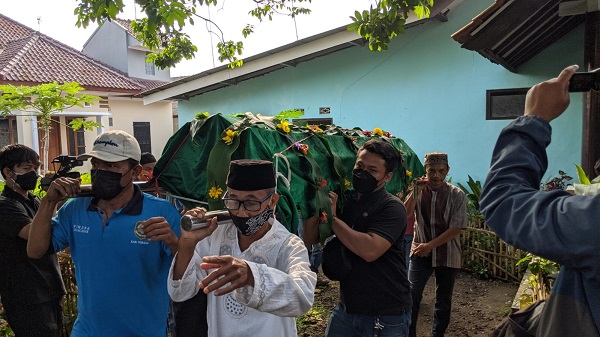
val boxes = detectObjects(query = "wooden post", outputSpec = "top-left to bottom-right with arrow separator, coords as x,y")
581,11 -> 600,176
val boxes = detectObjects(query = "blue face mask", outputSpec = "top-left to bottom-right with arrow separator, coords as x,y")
228,206 -> 274,236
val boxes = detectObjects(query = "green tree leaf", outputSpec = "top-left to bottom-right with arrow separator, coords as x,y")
72,0 -> 432,69
0,82 -> 101,171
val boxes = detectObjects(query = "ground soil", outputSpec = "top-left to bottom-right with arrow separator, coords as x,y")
298,270 -> 518,337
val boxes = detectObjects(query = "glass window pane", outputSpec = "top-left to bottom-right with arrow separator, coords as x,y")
77,133 -> 85,146
0,133 -> 10,148
0,119 -> 9,133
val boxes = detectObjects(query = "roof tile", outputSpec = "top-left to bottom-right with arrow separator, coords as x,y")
0,13 -> 168,92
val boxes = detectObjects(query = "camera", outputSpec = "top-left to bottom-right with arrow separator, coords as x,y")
40,155 -> 84,188
569,69 -> 600,92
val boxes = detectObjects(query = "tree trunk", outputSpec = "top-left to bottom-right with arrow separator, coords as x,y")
42,127 -> 50,174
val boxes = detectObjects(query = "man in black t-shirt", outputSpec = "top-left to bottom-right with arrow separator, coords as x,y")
304,139 -> 411,337
0,144 -> 65,337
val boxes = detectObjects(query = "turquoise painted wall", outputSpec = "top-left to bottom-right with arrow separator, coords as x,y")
178,0 -> 584,186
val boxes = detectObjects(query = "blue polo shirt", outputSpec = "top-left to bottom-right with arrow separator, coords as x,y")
51,186 -> 181,337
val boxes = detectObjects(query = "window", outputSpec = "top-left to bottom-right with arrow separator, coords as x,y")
145,52 -> 155,76
0,117 -> 18,148
486,88 -> 529,120
133,122 -> 151,153
66,118 -> 86,156
292,118 -> 333,126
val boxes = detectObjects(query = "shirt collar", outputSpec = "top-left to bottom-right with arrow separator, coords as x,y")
86,184 -> 144,215
1,185 -> 36,202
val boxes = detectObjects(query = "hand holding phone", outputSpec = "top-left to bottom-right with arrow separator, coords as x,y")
568,68 -> 599,92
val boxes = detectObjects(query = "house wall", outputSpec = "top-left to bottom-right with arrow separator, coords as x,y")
126,40 -> 172,81
82,23 -> 129,73
108,98 -> 175,161
176,0 -> 584,186
11,97 -> 173,174
12,101 -> 106,173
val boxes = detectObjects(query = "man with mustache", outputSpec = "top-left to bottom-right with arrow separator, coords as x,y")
404,152 -> 467,337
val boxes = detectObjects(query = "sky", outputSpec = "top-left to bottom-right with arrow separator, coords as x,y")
0,0 -> 372,77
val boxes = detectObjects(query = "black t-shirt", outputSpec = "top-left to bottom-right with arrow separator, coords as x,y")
0,188 -> 65,306
338,188 -> 411,315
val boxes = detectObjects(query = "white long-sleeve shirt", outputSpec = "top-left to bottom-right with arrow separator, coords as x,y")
168,218 -> 316,337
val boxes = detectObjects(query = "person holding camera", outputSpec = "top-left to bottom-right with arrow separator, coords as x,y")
168,159 -> 316,337
26,130 -> 181,337
0,144 -> 65,337
480,65 -> 600,336
303,139 -> 411,337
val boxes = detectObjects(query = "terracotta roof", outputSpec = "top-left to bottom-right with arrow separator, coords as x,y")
0,13 -> 167,92
451,0 -> 585,72
0,13 -> 34,49
131,77 -> 170,91
112,18 -> 135,37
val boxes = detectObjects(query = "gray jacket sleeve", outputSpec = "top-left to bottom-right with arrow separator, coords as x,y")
480,115 -> 600,269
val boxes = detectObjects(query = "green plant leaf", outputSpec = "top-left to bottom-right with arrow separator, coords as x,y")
274,109 -> 304,120
574,163 -> 591,185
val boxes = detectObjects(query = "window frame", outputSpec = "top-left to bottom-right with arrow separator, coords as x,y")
133,122 -> 152,153
0,116 -> 18,148
65,117 -> 86,156
486,88 -> 529,120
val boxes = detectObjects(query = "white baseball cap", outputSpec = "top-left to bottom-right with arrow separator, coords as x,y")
78,130 -> 142,162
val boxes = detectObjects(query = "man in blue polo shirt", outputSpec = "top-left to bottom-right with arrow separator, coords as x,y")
27,130 -> 181,337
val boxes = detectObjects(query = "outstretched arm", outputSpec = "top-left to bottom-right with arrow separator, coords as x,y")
27,177 -> 80,259
480,65 -> 600,268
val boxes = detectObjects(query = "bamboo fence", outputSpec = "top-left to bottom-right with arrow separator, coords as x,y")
460,216 -> 527,282
57,252 -> 78,337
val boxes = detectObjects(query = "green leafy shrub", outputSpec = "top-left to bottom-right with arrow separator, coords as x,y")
0,317 -> 14,337
457,175 -> 483,219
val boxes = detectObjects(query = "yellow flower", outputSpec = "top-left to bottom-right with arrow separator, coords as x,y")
373,127 -> 384,136
208,186 -> 223,200
406,170 -> 412,178
344,179 -> 351,190
221,129 -> 237,145
277,120 -> 291,133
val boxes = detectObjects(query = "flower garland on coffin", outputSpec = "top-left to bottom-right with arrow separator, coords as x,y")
201,111 -> 418,239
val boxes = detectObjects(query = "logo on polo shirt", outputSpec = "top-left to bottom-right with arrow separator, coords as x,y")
74,225 -> 90,234
134,221 -> 145,240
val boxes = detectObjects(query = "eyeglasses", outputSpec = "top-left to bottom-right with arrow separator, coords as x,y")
222,192 -> 273,211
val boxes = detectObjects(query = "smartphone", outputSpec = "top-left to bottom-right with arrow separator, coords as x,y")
569,69 -> 600,92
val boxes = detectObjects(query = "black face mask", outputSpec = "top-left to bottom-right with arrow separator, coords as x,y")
91,169 -> 129,200
352,169 -> 383,194
13,171 -> 39,191
229,205 -> 274,236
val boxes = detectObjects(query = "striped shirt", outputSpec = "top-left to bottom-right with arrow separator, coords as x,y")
414,182 -> 467,268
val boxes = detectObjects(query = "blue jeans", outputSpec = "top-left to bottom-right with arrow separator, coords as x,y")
408,256 -> 458,337
309,243 -> 323,273
297,214 -> 323,273
403,234 -> 413,268
326,303 -> 411,337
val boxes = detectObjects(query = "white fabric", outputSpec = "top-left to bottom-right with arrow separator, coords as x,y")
168,218 -> 316,337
